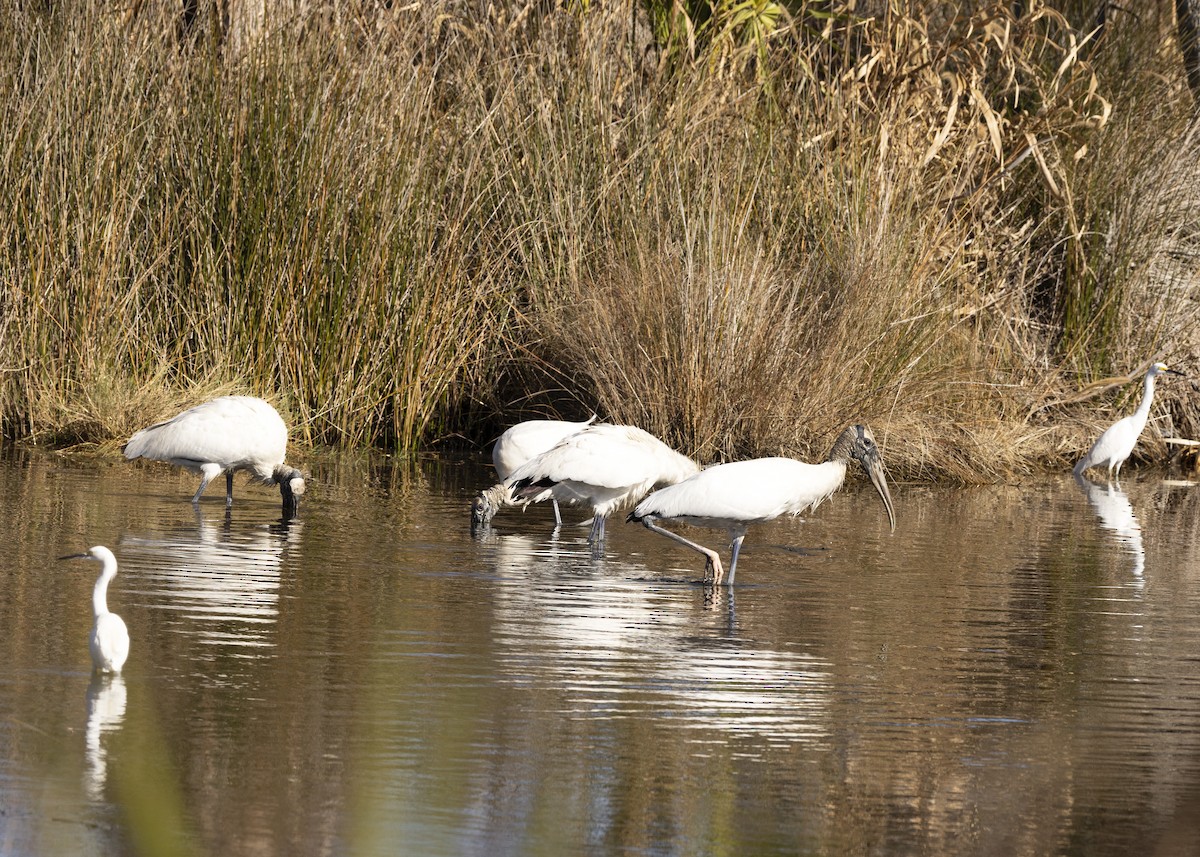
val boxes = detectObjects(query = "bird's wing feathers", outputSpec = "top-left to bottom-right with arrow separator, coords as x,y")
508,424 -> 691,491
124,397 -> 287,472
493,418 -> 595,479
635,458 -> 843,522
1081,413 -> 1140,469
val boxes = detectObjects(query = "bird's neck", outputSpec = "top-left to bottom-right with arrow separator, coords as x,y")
93,574 -> 111,618
1132,372 -> 1157,423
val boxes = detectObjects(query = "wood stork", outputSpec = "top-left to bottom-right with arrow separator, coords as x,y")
628,424 -> 896,586
471,416 -> 596,530
503,423 -> 699,543
1074,362 -> 1184,482
124,396 -> 306,516
60,546 -> 130,673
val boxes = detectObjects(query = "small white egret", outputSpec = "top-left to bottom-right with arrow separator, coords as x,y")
124,396 -> 306,516
628,424 -> 897,586
60,546 -> 130,673
1074,362 -> 1184,482
504,423 -> 700,543
471,416 -> 596,529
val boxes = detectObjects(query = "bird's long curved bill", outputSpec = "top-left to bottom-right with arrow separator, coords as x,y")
58,553 -> 88,560
864,456 -> 897,532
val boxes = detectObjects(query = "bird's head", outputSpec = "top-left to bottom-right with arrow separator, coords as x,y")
829,425 -> 896,532
274,466 -> 306,518
471,485 -> 507,532
59,545 -> 115,564
1150,361 -> 1185,378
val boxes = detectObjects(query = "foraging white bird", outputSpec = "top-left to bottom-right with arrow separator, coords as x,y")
124,396 -> 306,516
1073,362 -> 1184,482
503,423 -> 700,543
628,424 -> 897,586
60,546 -> 130,673
472,416 -> 596,529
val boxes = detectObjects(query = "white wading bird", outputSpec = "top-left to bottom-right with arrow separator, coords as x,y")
628,424 -> 896,586
471,416 -> 596,529
124,396 -> 306,516
61,546 -> 130,673
1073,362 -> 1184,482
501,423 -> 700,543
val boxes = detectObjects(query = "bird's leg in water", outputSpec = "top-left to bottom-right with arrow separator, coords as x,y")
588,514 -> 607,543
552,499 -> 562,528
193,463 -> 222,504
725,534 -> 746,587
226,471 -> 234,507
639,517 -> 724,584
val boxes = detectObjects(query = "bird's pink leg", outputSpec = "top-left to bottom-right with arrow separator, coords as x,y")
638,517 -> 724,584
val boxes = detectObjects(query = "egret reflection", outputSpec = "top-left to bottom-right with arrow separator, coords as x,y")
84,673 -> 126,800
1074,473 -> 1145,583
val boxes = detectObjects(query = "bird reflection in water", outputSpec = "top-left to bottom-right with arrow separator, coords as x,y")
1074,472 -> 1145,585
120,508 -> 302,652
84,673 -> 127,801
484,534 -> 830,742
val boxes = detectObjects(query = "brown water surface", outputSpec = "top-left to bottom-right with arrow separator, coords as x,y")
2,447 -> 1200,856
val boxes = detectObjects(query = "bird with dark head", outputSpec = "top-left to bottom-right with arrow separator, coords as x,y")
124,396 -> 306,518
500,423 -> 700,543
471,416 -> 596,531
629,424 -> 896,586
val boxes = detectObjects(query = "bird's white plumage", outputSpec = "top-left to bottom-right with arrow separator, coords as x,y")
629,425 -> 896,586
477,416 -> 597,527
126,396 -> 287,478
507,423 -> 699,541
91,612 -> 130,674
1074,363 -> 1180,481
632,458 -> 848,528
65,546 -> 130,673
125,396 -> 304,512
493,417 -> 596,481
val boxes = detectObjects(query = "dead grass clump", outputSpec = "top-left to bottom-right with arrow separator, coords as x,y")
2,1 -> 1200,479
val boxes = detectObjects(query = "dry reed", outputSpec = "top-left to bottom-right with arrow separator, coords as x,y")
2,0 -> 1199,479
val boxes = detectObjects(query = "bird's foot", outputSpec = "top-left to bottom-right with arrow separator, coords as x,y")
705,554 -> 725,587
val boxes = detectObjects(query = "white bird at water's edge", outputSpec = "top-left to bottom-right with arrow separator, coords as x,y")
1073,362 -> 1185,482
628,424 -> 897,587
60,546 -> 130,673
124,396 -> 306,517
471,415 -> 596,529
502,423 -> 700,543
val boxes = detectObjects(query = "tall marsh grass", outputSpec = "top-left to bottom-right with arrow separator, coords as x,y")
2,0 -> 1199,478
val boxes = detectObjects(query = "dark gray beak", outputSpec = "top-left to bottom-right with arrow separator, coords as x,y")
860,453 -> 896,532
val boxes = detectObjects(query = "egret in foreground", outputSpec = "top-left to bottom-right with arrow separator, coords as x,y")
471,416 -> 596,529
124,396 -> 306,516
504,423 -> 700,543
1074,362 -> 1184,482
61,546 -> 130,673
628,424 -> 896,586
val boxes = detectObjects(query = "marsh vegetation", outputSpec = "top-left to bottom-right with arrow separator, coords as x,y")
3,0 -> 1199,478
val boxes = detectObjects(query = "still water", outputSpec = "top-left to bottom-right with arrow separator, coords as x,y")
2,446 -> 1200,856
